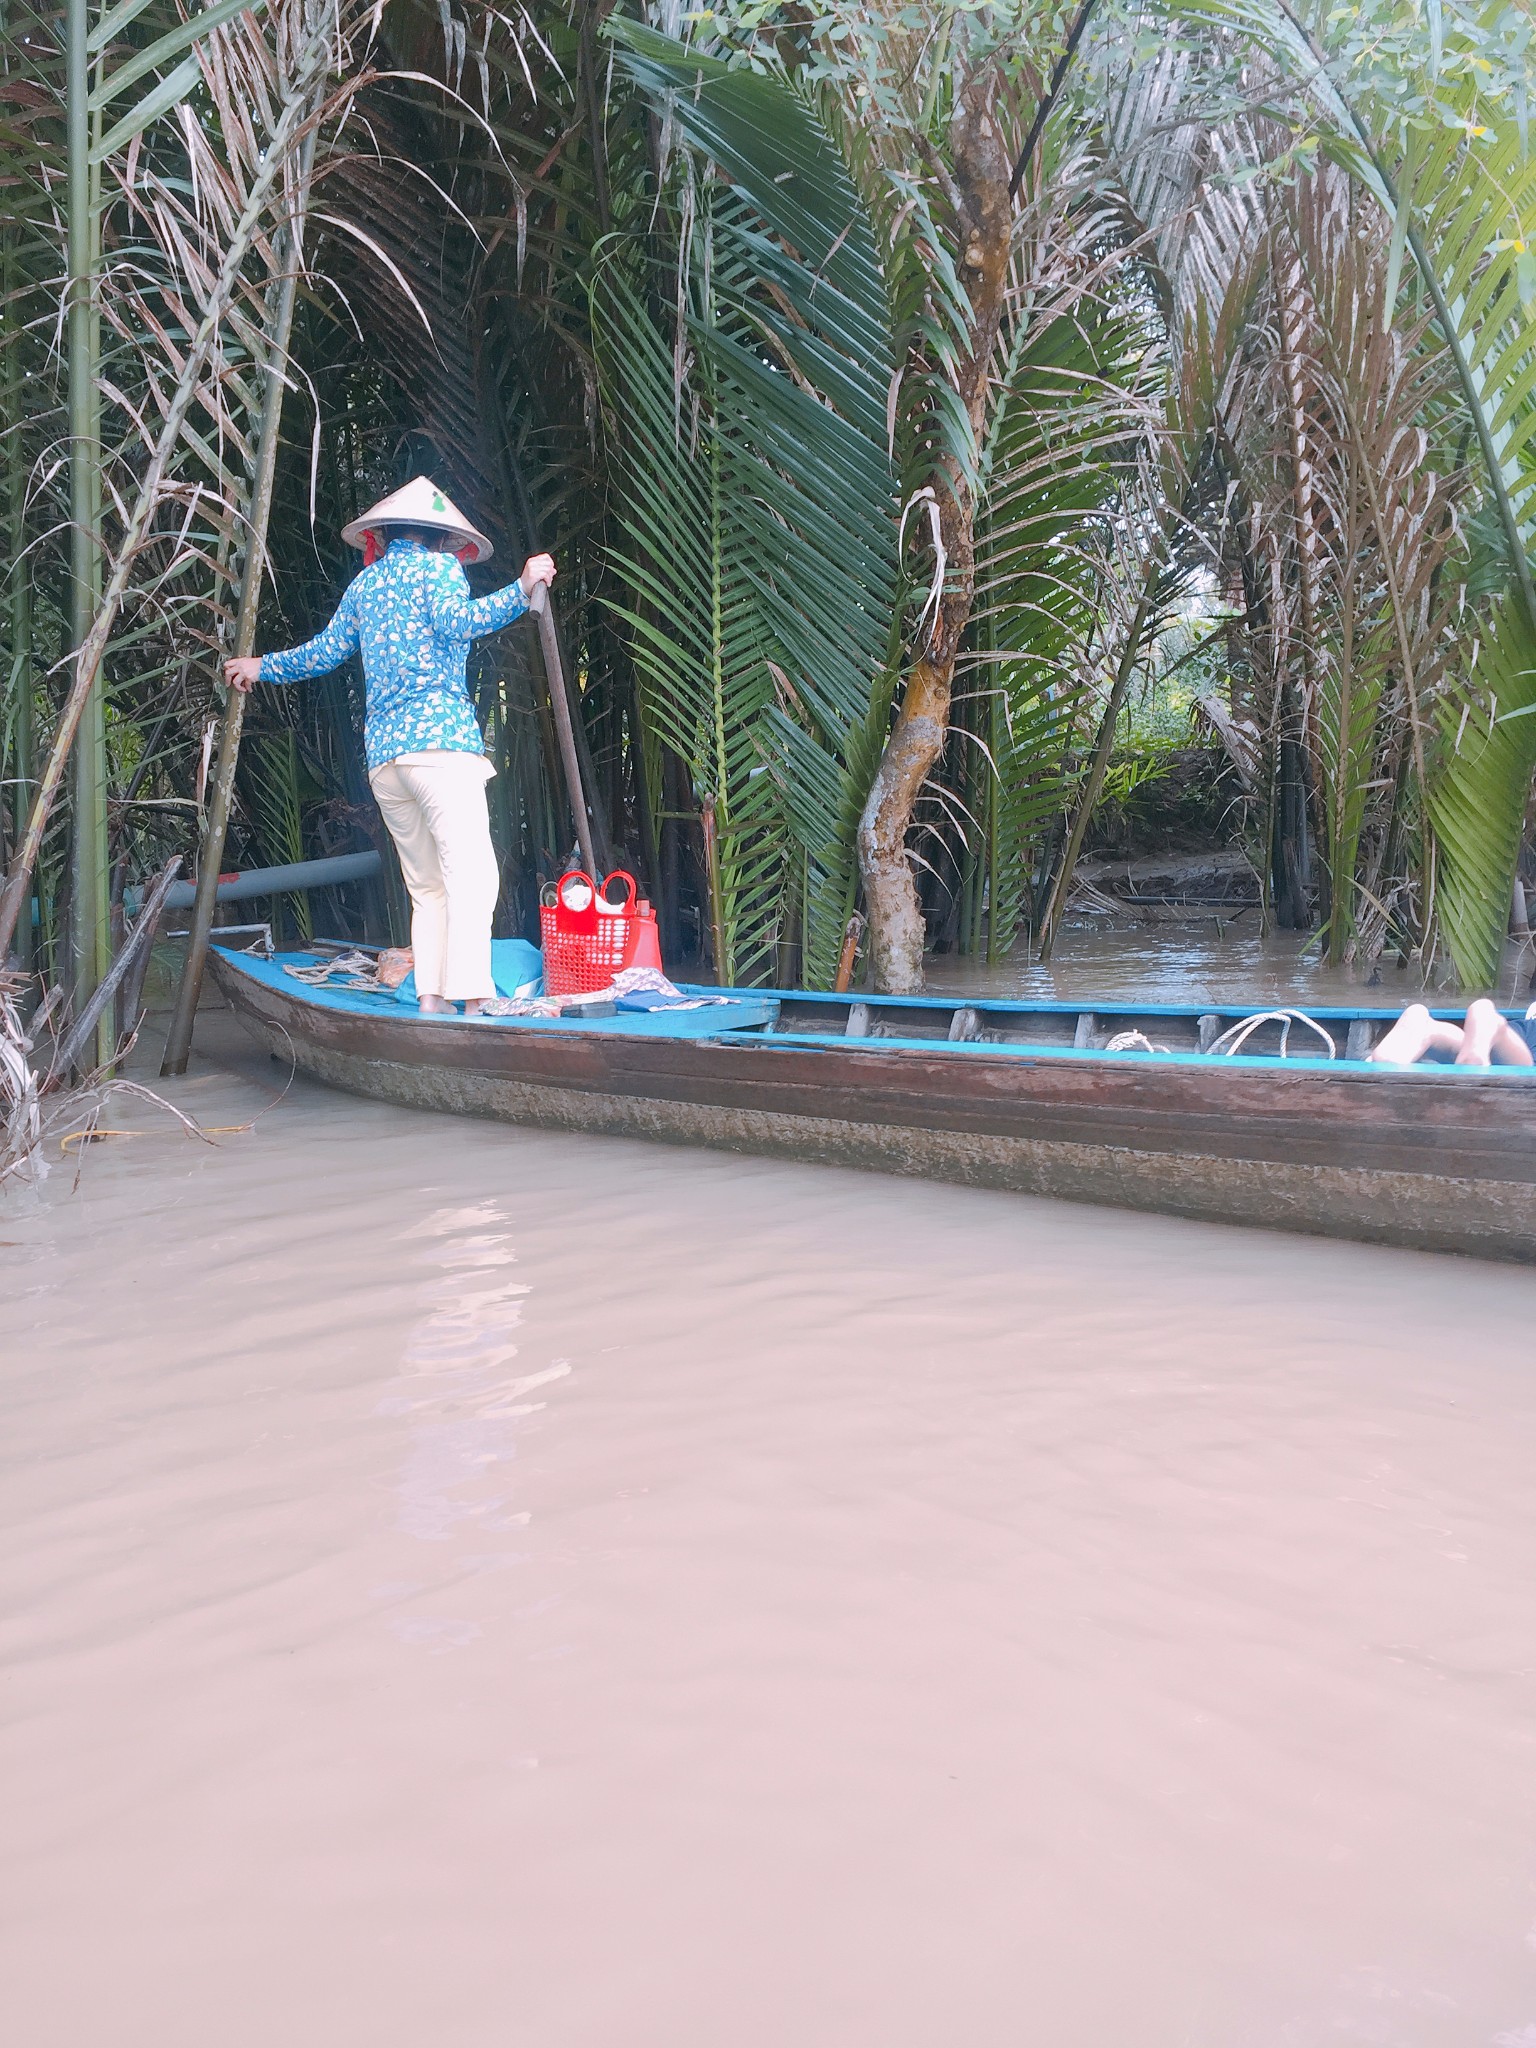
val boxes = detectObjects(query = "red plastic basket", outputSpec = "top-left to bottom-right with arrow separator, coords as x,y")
540,870 -> 660,994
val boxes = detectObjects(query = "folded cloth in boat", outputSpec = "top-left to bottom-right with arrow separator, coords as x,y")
609,967 -> 728,1008
477,964 -> 730,1020
481,985 -> 643,1019
614,990 -> 718,1013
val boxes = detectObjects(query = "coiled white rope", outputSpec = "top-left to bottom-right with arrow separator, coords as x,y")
1205,1008 -> 1336,1060
1104,1028 -> 1172,1054
282,950 -> 381,991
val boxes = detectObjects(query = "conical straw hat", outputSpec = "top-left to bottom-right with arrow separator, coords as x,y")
341,475 -> 494,563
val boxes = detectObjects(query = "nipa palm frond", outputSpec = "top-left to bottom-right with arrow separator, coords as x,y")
1430,600 -> 1536,987
601,23 -> 900,984
966,274 -> 1149,957
240,725 -> 312,940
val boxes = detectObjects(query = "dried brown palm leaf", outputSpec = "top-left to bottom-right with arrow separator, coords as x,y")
0,0 -> 380,966
1223,158 -> 1469,960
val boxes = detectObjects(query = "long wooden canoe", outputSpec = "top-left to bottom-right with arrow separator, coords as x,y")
209,942 -> 1536,1262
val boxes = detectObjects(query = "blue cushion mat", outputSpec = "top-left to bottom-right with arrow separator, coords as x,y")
215,945 -> 778,1039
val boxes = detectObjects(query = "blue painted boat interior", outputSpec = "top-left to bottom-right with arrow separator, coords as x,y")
214,944 -> 1536,1080
216,944 -> 779,1040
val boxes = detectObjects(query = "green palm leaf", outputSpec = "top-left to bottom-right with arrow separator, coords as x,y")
967,305 -> 1141,957
1179,0 -> 1536,978
1430,601 -> 1536,986
600,23 -> 900,985
592,244 -> 786,982
239,724 -> 311,940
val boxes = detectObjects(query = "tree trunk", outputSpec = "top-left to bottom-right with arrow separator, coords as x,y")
66,0 -> 109,1065
1272,716 -> 1314,929
2,216 -> 34,980
857,71 -> 1012,994
859,644 -> 956,991
1036,580 -> 1160,959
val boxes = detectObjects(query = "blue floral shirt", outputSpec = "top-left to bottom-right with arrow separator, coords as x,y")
258,538 -> 528,771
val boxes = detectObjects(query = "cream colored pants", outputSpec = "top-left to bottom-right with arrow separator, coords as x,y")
369,751 -> 499,1000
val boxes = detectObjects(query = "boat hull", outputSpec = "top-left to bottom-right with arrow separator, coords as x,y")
210,949 -> 1536,1262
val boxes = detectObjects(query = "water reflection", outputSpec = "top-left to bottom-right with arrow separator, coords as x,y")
377,1201 -> 568,1591
924,922 -> 1533,1006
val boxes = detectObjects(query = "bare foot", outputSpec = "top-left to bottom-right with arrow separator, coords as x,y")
1456,997 -> 1501,1066
461,997 -> 487,1016
1458,996 -> 1534,1067
418,993 -> 454,1015
1369,1003 -> 1463,1064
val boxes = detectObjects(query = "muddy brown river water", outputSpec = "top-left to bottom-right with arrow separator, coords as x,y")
5,932 -> 1536,2045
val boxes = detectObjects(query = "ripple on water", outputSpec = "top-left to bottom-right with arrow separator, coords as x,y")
3,995 -> 1536,2046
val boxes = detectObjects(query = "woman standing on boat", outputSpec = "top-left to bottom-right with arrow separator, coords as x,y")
225,477 -> 554,1016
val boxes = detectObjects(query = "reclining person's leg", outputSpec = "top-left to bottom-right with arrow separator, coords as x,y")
1370,1003 -> 1466,1064
1458,997 -> 1534,1067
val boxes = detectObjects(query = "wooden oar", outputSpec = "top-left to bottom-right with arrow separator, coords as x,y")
529,580 -> 599,880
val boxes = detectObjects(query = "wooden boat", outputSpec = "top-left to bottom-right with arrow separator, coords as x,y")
209,941 -> 1536,1263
